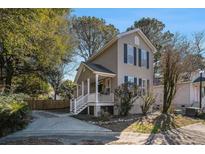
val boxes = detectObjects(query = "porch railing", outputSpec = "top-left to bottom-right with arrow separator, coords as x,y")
70,93 -> 114,114
87,93 -> 114,102
98,93 -> 114,102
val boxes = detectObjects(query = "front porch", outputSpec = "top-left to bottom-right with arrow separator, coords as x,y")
71,62 -> 116,116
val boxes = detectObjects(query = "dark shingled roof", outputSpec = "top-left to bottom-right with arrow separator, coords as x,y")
83,62 -> 115,74
193,77 -> 205,83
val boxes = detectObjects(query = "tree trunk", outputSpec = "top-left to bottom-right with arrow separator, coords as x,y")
54,90 -> 57,100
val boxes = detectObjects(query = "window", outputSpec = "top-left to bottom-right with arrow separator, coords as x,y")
128,76 -> 134,83
127,45 -> 134,64
138,78 -> 147,95
124,76 -> 137,85
141,50 -> 147,67
124,44 -> 137,65
139,49 -> 149,69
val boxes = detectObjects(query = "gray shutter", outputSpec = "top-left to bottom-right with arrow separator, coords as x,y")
147,51 -> 149,69
124,44 -> 127,63
134,47 -> 137,65
138,49 -> 141,67
139,78 -> 142,87
134,77 -> 137,85
124,76 -> 128,83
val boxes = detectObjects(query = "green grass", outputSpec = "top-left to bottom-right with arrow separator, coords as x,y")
125,114 -> 202,134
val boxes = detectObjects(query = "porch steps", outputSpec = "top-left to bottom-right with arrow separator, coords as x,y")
75,103 -> 88,114
70,94 -> 89,115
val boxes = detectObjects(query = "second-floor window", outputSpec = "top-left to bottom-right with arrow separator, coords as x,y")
124,44 -> 137,65
127,45 -> 134,64
139,49 -> 150,69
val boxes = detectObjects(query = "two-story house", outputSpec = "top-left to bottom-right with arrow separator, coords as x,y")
71,28 -> 157,117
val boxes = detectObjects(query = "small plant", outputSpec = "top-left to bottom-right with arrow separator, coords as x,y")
141,93 -> 156,115
99,110 -> 110,121
115,83 -> 139,116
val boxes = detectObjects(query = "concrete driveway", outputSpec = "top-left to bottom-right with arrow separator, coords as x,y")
2,110 -> 111,138
1,111 -> 205,145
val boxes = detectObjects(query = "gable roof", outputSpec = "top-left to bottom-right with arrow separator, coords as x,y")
87,28 -> 157,62
83,62 -> 115,74
74,62 -> 116,82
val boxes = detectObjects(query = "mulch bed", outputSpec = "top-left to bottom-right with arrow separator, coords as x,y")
73,113 -> 145,132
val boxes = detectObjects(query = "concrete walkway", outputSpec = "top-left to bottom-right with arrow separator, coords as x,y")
0,110 -> 111,139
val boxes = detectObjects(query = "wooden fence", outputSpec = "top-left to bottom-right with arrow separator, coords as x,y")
27,100 -> 70,110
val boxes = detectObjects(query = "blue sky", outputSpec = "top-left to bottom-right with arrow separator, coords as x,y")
73,8 -> 205,37
67,8 -> 205,80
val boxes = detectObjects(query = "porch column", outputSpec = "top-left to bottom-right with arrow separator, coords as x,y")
94,74 -> 100,117
109,78 -> 112,93
82,81 -> 84,96
87,78 -> 90,95
95,74 -> 99,102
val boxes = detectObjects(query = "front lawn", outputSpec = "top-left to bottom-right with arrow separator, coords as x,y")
74,113 -> 204,134
127,114 -> 203,134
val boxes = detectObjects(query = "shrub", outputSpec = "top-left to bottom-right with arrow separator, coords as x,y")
0,94 -> 31,137
115,83 -> 139,116
140,93 -> 156,115
99,110 -> 110,121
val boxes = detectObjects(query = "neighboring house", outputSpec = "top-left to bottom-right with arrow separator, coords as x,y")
153,71 -> 205,109
70,29 -> 156,117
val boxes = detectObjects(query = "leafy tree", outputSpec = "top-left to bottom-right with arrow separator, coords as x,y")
42,64 -> 65,100
59,80 -> 76,100
72,16 -> 119,61
114,83 -> 139,116
0,9 -> 73,91
12,74 -> 51,98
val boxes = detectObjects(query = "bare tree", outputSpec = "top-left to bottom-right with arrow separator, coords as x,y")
191,31 -> 205,55
161,33 -> 191,113
161,45 -> 182,113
